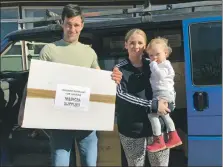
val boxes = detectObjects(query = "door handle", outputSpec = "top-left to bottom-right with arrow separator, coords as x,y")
193,92 -> 209,111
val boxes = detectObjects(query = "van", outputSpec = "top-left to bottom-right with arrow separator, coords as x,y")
0,1 -> 222,166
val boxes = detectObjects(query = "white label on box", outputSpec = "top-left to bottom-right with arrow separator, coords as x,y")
55,84 -> 90,111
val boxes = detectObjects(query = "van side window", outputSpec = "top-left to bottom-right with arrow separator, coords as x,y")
1,42 -> 23,71
26,42 -> 46,69
189,21 -> 222,85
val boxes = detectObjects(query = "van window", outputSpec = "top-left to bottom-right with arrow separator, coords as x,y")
189,21 -> 222,86
1,41 -> 23,71
26,42 -> 47,69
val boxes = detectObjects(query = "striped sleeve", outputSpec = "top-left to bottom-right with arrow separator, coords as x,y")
115,60 -> 152,110
117,83 -> 152,108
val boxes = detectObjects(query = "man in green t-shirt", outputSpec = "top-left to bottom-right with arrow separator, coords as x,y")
39,4 -> 122,167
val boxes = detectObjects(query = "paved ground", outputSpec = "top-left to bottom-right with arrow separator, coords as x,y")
3,129 -> 187,167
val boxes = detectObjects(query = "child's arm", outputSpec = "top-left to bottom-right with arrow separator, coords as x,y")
149,61 -> 169,80
165,60 -> 175,78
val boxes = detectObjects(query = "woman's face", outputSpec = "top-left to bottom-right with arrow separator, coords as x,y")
125,33 -> 146,58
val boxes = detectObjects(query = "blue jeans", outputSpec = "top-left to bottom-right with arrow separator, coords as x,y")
50,130 -> 98,167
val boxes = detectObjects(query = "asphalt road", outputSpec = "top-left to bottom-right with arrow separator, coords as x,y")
3,129 -> 186,167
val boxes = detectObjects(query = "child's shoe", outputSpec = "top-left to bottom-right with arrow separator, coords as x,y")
146,135 -> 166,152
166,131 -> 182,149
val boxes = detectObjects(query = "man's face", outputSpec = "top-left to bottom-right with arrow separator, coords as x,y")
62,16 -> 84,43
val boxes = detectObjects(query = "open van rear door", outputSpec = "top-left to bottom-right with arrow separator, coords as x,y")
183,16 -> 222,166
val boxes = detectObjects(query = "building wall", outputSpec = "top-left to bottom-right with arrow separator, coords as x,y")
0,0 -> 216,39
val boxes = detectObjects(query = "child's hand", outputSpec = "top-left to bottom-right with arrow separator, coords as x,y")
149,56 -> 157,62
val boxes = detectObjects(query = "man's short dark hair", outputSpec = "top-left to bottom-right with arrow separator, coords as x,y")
62,4 -> 84,22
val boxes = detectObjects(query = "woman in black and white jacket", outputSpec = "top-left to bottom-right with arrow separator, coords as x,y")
115,28 -> 171,167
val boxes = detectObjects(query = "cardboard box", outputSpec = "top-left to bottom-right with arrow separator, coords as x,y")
21,59 -> 116,131
75,124 -> 122,166
97,124 -> 122,166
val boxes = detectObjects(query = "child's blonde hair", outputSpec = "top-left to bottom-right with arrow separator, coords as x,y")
125,28 -> 147,44
146,37 -> 172,57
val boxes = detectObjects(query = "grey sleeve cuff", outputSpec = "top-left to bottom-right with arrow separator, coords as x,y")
147,100 -> 158,114
147,100 -> 175,114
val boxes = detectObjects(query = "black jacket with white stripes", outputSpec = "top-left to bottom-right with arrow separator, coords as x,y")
115,57 -> 165,138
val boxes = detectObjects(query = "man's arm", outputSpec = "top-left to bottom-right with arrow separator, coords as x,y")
91,50 -> 100,69
39,44 -> 52,61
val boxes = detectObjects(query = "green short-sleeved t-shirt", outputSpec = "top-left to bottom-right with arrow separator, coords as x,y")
39,39 -> 99,68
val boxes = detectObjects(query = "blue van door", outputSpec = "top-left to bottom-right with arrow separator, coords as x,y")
183,16 -> 222,166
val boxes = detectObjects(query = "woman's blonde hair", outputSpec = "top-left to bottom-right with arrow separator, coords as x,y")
125,28 -> 147,44
146,37 -> 172,57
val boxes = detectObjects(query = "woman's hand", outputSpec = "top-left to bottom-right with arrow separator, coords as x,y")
111,67 -> 122,84
157,99 -> 170,115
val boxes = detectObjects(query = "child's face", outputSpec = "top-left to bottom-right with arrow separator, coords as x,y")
147,44 -> 168,63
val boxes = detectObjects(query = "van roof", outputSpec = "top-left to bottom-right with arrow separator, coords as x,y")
3,4 -> 221,42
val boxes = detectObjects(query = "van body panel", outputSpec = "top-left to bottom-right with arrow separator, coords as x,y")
183,16 -> 222,166
188,137 -> 222,166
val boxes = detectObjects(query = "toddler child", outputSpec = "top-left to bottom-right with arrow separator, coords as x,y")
146,37 -> 182,152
